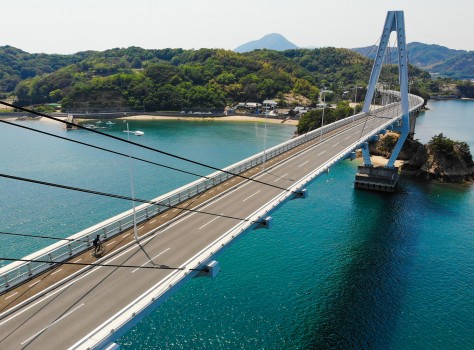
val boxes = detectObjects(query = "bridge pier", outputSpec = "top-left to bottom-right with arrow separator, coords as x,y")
354,166 -> 399,192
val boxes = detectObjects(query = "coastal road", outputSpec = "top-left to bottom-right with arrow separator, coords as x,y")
0,101 -> 416,349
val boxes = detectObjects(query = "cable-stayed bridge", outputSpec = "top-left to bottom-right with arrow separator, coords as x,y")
0,11 -> 424,350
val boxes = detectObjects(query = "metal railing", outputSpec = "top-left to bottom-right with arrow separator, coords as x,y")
0,92 -> 424,292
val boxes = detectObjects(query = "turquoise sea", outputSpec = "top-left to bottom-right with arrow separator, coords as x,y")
1,100 -> 473,349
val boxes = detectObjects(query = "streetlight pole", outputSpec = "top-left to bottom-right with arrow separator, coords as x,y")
263,110 -> 268,171
352,85 -> 357,123
320,90 -> 325,142
124,122 -> 144,242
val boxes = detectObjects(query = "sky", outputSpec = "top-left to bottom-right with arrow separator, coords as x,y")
1,0 -> 472,54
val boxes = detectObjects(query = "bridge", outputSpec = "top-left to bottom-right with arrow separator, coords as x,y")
0,11 -> 424,350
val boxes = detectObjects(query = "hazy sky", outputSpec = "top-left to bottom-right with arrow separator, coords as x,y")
1,0 -> 472,54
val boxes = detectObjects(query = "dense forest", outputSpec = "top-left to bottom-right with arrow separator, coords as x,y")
0,45 -> 436,112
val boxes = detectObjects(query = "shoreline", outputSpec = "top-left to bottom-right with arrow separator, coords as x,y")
115,114 -> 299,126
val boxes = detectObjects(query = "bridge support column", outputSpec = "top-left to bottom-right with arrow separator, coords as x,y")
355,10 -> 409,192
361,142 -> 372,167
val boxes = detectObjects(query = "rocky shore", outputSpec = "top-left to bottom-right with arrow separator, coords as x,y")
369,132 -> 474,183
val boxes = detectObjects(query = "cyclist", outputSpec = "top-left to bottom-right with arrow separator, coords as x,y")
92,235 -> 102,254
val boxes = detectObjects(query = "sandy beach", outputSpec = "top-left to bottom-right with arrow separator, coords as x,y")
117,114 -> 299,126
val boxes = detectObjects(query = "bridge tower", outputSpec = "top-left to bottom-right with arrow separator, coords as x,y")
355,10 -> 410,192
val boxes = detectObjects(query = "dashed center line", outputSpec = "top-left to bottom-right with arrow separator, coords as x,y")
73,259 -> 82,263
51,269 -> 62,276
106,241 -> 116,246
150,219 -> 156,224
274,173 -> 288,182
243,190 -> 261,202
29,280 -> 41,288
131,248 -> 170,273
298,160 -> 309,168
317,150 -> 326,156
5,292 -> 18,300
199,215 -> 222,230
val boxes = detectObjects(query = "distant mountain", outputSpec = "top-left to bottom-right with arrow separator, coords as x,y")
234,33 -> 298,53
430,51 -> 474,79
352,42 -> 466,69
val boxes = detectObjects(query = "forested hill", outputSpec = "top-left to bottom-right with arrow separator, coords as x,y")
353,42 -> 474,79
0,45 -> 85,92
0,46 -> 431,112
353,42 -> 466,69
430,51 -> 474,79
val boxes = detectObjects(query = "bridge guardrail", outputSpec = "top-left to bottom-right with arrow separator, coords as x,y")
0,92 -> 424,293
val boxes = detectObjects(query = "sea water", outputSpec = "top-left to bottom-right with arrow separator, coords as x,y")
0,102 -> 473,349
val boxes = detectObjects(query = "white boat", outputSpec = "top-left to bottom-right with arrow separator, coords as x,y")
106,121 -> 115,125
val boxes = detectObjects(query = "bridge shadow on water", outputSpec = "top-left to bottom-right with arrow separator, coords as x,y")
302,182 -> 426,350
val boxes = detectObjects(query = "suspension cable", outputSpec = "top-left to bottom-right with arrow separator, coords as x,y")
0,173 -> 266,225
0,119 -> 211,180
0,101 -> 299,195
0,230 -> 87,243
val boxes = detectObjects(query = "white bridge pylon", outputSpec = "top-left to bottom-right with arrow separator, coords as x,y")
362,10 -> 410,169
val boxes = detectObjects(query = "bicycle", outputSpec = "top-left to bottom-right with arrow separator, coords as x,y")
92,240 -> 105,256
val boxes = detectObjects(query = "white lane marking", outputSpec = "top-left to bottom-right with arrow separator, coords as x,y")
345,135 -> 351,140
332,142 -> 339,147
150,219 -> 157,224
173,209 -> 178,212
274,173 -> 288,182
131,248 -> 170,273
0,229 -> 164,326
217,186 -> 222,189
124,233 -> 131,237
51,269 -> 62,276
106,241 -> 116,246
138,226 -> 144,230
73,259 -> 82,263
199,215 -> 222,230
5,292 -> 18,300
298,160 -> 309,168
243,190 -> 261,202
20,303 -> 85,345
317,150 -> 326,156
29,280 -> 41,288
162,214 -> 168,218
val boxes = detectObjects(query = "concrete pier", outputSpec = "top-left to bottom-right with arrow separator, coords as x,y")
354,166 -> 399,192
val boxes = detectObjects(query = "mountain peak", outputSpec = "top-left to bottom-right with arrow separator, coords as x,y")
234,33 -> 298,53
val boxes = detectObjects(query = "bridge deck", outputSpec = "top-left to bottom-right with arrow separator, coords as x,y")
0,100 -> 422,349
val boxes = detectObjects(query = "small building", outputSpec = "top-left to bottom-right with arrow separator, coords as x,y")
262,100 -> 278,112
